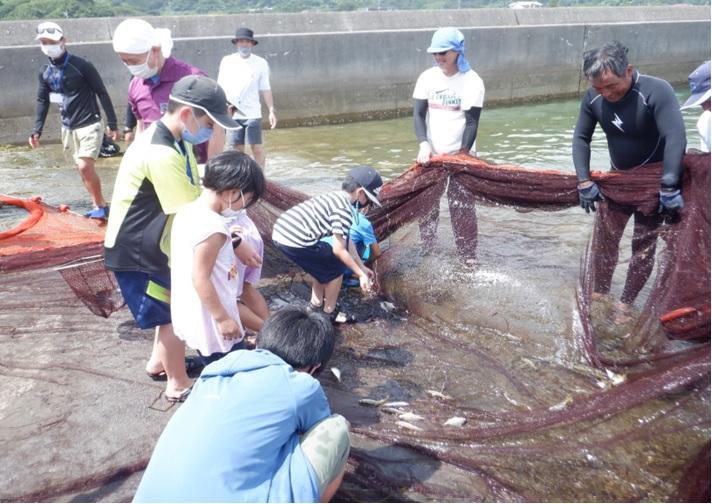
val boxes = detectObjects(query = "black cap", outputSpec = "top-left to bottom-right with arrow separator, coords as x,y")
346,165 -> 383,207
169,75 -> 239,130
231,27 -> 258,45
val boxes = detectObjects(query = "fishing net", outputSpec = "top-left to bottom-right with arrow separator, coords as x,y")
1,152 -> 708,501
0,195 -> 124,317
245,152 -> 710,502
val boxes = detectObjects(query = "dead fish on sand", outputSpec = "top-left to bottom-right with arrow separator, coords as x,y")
330,367 -> 341,382
384,401 -> 409,408
398,412 -> 425,422
358,397 -> 389,407
396,421 -> 423,432
605,369 -> 626,386
443,416 -> 467,427
426,390 -> 453,400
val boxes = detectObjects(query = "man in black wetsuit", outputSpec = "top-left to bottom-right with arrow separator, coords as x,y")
572,41 -> 686,319
29,22 -> 119,220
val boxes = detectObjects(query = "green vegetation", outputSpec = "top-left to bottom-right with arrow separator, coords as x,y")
0,0 -> 707,19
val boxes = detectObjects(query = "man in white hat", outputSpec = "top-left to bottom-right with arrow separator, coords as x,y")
681,61 -> 711,153
217,27 -> 277,169
30,21 -> 119,220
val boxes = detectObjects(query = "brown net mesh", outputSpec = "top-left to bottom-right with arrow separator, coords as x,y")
55,254 -> 125,318
1,153 -> 708,501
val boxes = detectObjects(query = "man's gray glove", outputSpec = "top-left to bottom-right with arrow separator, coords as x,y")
658,188 -> 684,215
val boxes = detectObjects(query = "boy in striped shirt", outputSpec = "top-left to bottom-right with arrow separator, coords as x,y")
272,166 -> 383,322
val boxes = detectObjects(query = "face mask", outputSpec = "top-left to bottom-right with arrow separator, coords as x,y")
125,57 -> 157,80
181,110 -> 214,145
41,44 -> 64,59
237,46 -> 252,57
221,190 -> 246,218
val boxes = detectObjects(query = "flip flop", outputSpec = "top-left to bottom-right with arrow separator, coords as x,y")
147,356 -> 204,381
165,386 -> 192,404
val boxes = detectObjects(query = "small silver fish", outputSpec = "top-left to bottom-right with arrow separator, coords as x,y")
605,369 -> 626,386
398,412 -> 425,422
396,421 -> 423,431
426,390 -> 453,400
443,416 -> 467,427
380,301 -> 396,312
330,367 -> 341,382
358,397 -> 389,407
380,407 -> 404,415
383,401 -> 409,408
548,394 -> 574,412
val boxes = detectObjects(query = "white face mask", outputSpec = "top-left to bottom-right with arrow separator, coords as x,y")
125,56 -> 157,79
221,190 -> 246,219
237,46 -> 252,57
41,43 -> 64,59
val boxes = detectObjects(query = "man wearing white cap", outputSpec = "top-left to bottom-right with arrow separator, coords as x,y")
112,19 -> 210,162
681,61 -> 711,153
217,27 -> 277,169
30,21 -> 119,220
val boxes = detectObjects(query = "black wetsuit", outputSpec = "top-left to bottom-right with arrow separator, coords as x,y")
572,70 -> 687,305
572,70 -> 686,189
32,51 -> 117,136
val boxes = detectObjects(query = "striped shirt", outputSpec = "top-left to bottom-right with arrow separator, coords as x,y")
272,192 -> 355,248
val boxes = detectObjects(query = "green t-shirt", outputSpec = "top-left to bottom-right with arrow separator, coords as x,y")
104,121 -> 201,276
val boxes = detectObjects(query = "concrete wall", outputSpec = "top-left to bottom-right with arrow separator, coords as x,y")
0,6 -> 709,144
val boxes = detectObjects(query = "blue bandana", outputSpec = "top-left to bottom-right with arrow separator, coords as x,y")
427,27 -> 471,73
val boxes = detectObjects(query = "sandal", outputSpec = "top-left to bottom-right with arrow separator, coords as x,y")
165,386 -> 192,404
306,301 -> 323,314
147,356 -> 204,381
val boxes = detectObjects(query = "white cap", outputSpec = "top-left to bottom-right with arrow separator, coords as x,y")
35,22 -> 64,42
112,19 -> 173,58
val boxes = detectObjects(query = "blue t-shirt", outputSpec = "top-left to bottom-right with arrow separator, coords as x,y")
133,349 -> 330,503
321,212 -> 377,260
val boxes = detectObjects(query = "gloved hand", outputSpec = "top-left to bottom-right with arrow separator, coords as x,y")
658,188 -> 684,215
577,181 -> 603,213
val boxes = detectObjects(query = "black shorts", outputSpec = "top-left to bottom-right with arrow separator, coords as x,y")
275,241 -> 345,284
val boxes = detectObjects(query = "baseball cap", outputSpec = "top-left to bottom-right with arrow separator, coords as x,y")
346,165 -> 383,207
681,61 -> 711,110
427,27 -> 464,53
36,22 -> 63,42
169,76 -> 239,130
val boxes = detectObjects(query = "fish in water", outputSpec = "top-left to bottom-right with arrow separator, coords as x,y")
384,401 -> 409,408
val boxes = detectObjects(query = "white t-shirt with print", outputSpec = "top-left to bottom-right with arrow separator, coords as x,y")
217,52 -> 271,120
413,66 -> 485,155
697,109 -> 711,153
170,200 -> 243,356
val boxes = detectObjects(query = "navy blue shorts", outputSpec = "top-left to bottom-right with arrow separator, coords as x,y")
226,118 -> 262,146
197,340 -> 246,367
114,271 -> 171,329
275,241 -> 345,284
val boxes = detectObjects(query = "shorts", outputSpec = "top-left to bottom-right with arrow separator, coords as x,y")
275,241 -> 345,284
114,271 -> 171,329
226,117 -> 262,146
197,339 -> 246,367
61,121 -> 103,163
300,414 -> 351,497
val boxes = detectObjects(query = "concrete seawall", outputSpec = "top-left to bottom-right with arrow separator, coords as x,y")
0,6 -> 709,144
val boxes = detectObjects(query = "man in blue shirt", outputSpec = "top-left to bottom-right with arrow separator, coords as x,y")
133,307 -> 350,503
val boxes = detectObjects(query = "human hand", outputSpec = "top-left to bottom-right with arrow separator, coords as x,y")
235,239 -> 263,268
124,130 -> 134,143
577,181 -> 603,213
105,127 -> 118,142
359,268 -> 374,293
28,133 -> 40,149
658,188 -> 684,215
217,317 -> 242,340
416,142 -> 432,165
268,109 -> 277,129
